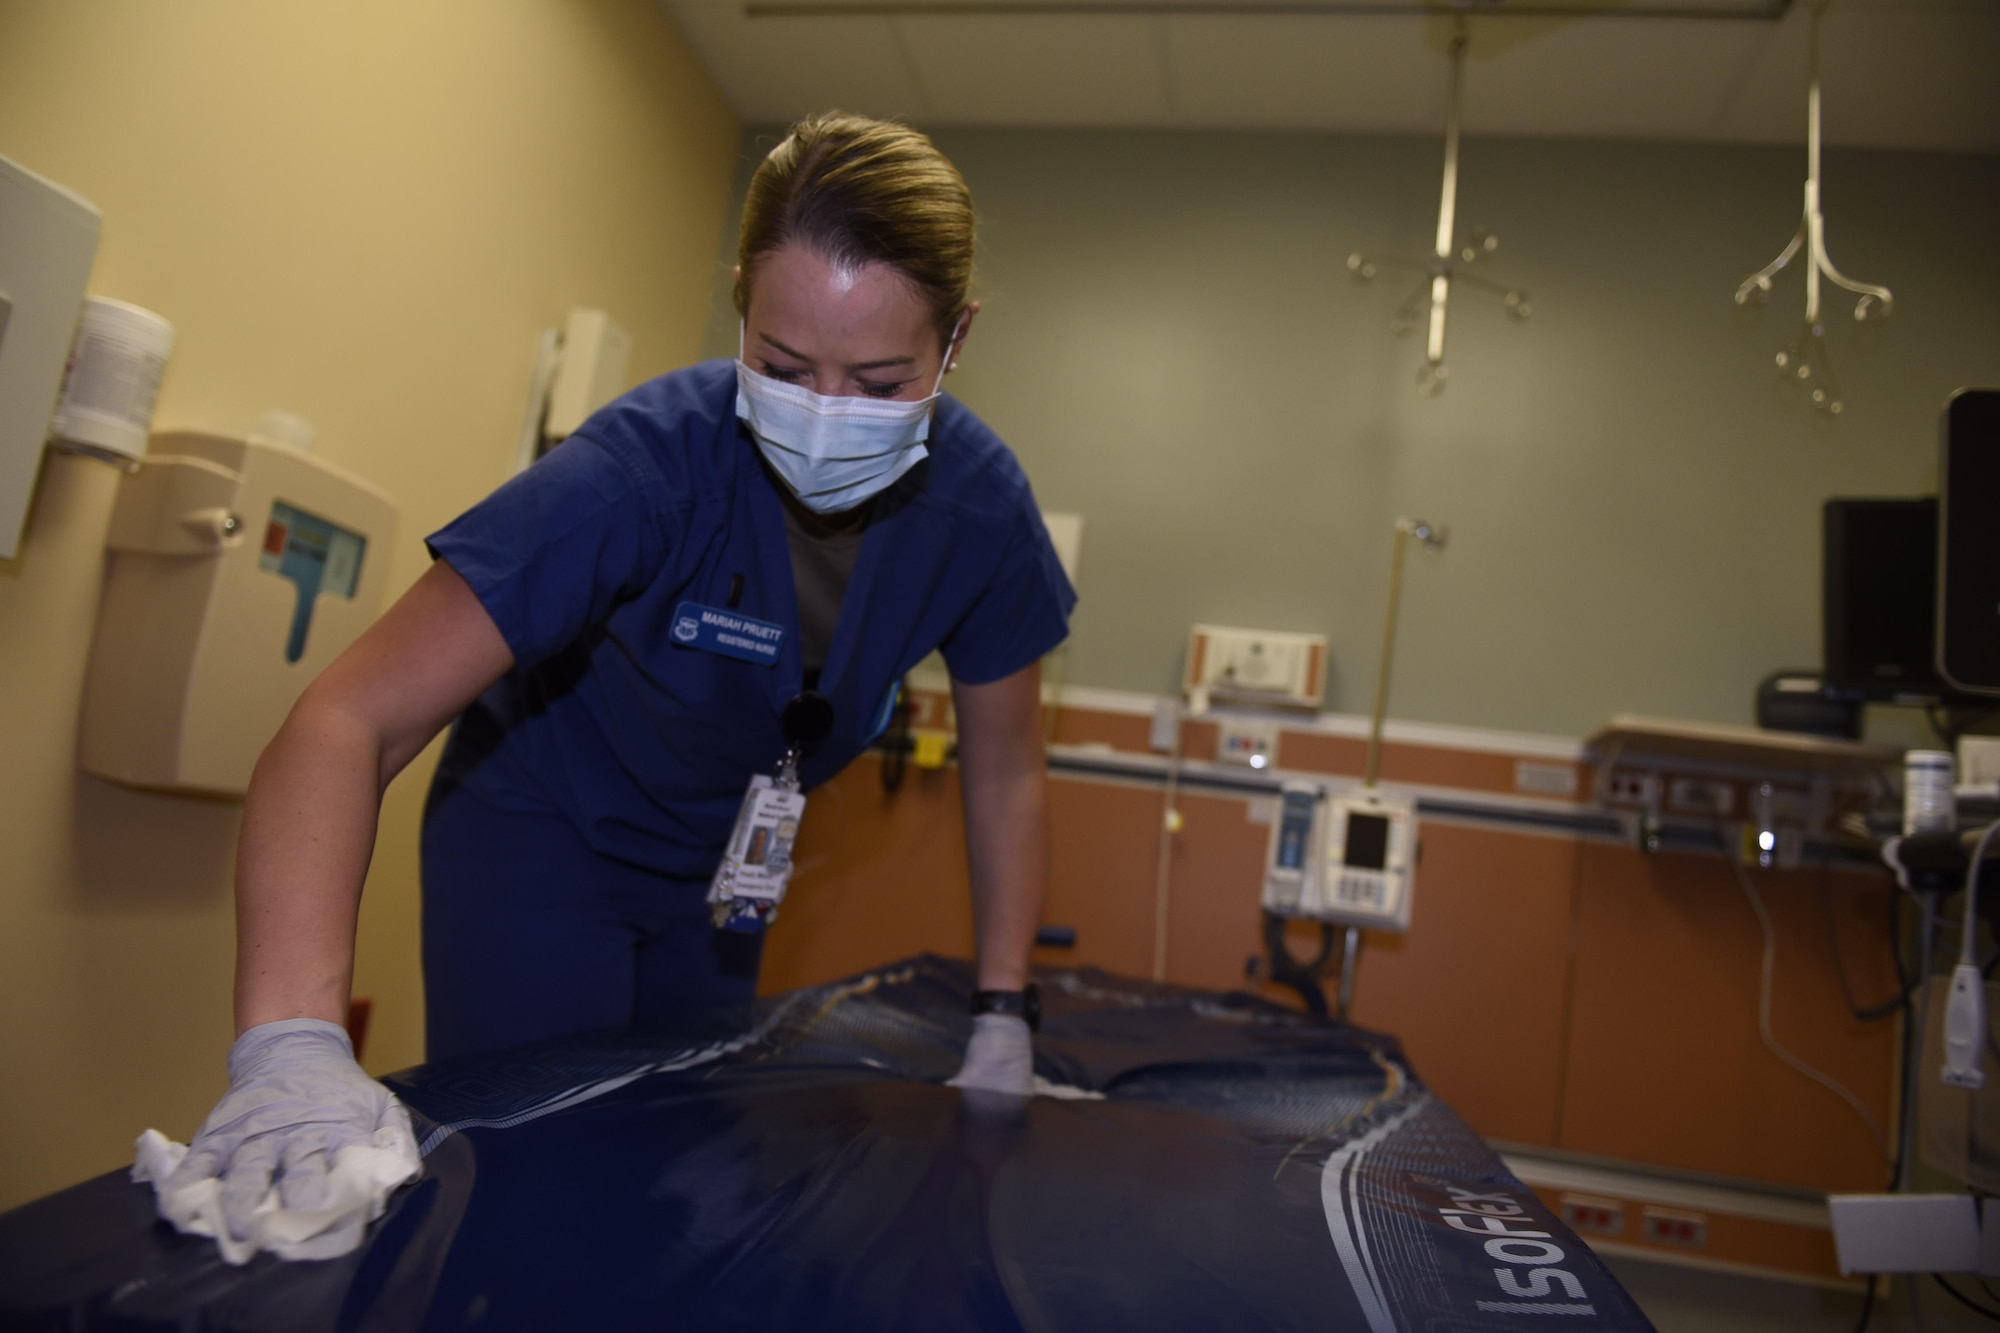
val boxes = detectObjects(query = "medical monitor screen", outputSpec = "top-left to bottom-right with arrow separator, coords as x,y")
1342,812 -> 1391,871
1823,498 -> 1939,696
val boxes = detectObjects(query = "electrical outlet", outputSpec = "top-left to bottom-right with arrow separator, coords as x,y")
1669,778 -> 1733,817
1605,772 -> 1659,807
1516,761 -> 1579,797
1217,720 -> 1279,770
1641,1206 -> 1706,1249
1560,1195 -> 1624,1238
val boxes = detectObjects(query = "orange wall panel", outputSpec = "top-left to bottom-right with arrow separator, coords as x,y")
758,758 -> 974,994
1558,844 -> 1897,1192
1338,824 -> 1579,1147
1041,775 -> 1173,979
1158,790 -> 1273,991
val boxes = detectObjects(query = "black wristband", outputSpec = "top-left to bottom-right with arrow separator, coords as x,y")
970,984 -> 1041,1032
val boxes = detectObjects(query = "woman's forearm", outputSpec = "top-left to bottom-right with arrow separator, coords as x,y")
230,560 -> 517,1037
953,663 -> 1050,992
963,763 -> 1048,991
233,692 -> 388,1034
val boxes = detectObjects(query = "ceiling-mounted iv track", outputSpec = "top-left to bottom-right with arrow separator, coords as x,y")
1347,22 -> 1528,396
1733,0 -> 1890,417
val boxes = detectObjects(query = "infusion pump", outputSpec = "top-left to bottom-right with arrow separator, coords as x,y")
1262,781 -> 1417,932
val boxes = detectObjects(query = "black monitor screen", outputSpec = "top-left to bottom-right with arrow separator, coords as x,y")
1343,812 -> 1391,871
1942,390 -> 2000,694
1823,498 -> 1939,695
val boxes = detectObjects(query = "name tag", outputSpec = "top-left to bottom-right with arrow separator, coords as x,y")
670,600 -> 785,667
711,775 -> 806,905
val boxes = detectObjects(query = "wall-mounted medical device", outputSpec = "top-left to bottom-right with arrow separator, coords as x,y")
1186,625 -> 1327,712
517,307 -> 632,472
0,153 -> 101,559
1262,780 -> 1417,933
79,431 -> 397,796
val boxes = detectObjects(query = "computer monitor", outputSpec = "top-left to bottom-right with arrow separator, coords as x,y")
1940,388 -> 2000,696
1823,497 -> 1940,698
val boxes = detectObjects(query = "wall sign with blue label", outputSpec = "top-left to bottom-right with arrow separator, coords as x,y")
260,500 -> 366,663
670,601 -> 785,667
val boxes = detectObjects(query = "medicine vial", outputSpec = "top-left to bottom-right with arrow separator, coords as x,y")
1903,750 -> 1955,835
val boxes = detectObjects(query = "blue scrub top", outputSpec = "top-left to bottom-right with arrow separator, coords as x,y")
426,360 -> 1077,881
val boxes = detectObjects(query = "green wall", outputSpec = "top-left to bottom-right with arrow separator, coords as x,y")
707,127 -> 2000,741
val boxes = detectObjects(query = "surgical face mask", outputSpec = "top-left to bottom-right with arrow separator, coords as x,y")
736,318 -> 960,515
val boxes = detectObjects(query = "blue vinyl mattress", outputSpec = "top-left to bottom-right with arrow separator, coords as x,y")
0,956 -> 1652,1331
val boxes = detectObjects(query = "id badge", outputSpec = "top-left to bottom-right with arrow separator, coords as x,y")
709,775 -> 807,908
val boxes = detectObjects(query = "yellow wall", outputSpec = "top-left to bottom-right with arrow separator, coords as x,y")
0,0 -> 739,1209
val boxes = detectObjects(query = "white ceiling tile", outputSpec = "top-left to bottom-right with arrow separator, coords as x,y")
1716,2 -> 2000,151
1162,16 -> 1444,133
895,14 -> 1175,125
1462,21 -> 1768,142
658,0 -> 2000,151
664,0 -> 931,124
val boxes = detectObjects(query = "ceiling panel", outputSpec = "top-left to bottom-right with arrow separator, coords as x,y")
659,0 -> 2000,151
896,14 -> 1176,124
1162,15 -> 1445,132
1462,22 -> 1767,141
670,1 -> 932,123
1714,3 -> 2000,151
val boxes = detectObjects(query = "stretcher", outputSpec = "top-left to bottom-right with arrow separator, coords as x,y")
0,956 -> 1652,1330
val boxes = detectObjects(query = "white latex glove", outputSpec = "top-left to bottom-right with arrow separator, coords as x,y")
132,1018 -> 420,1264
947,1013 -> 1034,1096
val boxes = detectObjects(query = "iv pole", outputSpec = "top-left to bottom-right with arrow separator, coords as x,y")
1349,21 -> 1528,397
1362,519 -> 1447,790
1333,517 -> 1447,1020
1733,0 -> 1891,417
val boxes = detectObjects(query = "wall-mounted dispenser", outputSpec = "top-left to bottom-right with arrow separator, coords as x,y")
516,307 -> 631,472
79,431 -> 397,796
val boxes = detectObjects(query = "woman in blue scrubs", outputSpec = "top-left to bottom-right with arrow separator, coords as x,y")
166,114 -> 1074,1241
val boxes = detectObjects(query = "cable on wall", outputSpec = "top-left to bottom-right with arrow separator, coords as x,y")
1733,857 -> 1892,1163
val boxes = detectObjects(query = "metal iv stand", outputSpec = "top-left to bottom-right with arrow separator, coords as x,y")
1330,518 -> 1450,1020
1348,21 -> 1529,397
1733,0 -> 1891,417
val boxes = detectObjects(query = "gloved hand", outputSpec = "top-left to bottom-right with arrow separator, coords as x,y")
131,1018 -> 420,1264
947,1013 -> 1034,1097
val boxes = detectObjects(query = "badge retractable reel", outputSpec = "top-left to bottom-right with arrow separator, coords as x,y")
709,691 -> 834,935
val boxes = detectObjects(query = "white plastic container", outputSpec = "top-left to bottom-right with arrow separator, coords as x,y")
1904,749 -> 1956,835
49,297 -> 175,468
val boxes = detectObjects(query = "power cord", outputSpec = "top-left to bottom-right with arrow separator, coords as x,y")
1732,858 -> 1892,1163
1934,1273 -> 2000,1321
1851,1274 -> 1876,1333
1826,872 -> 1914,1022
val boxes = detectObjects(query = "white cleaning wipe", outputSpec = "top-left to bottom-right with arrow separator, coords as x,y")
132,1119 -> 421,1265
1031,1076 -> 1106,1100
